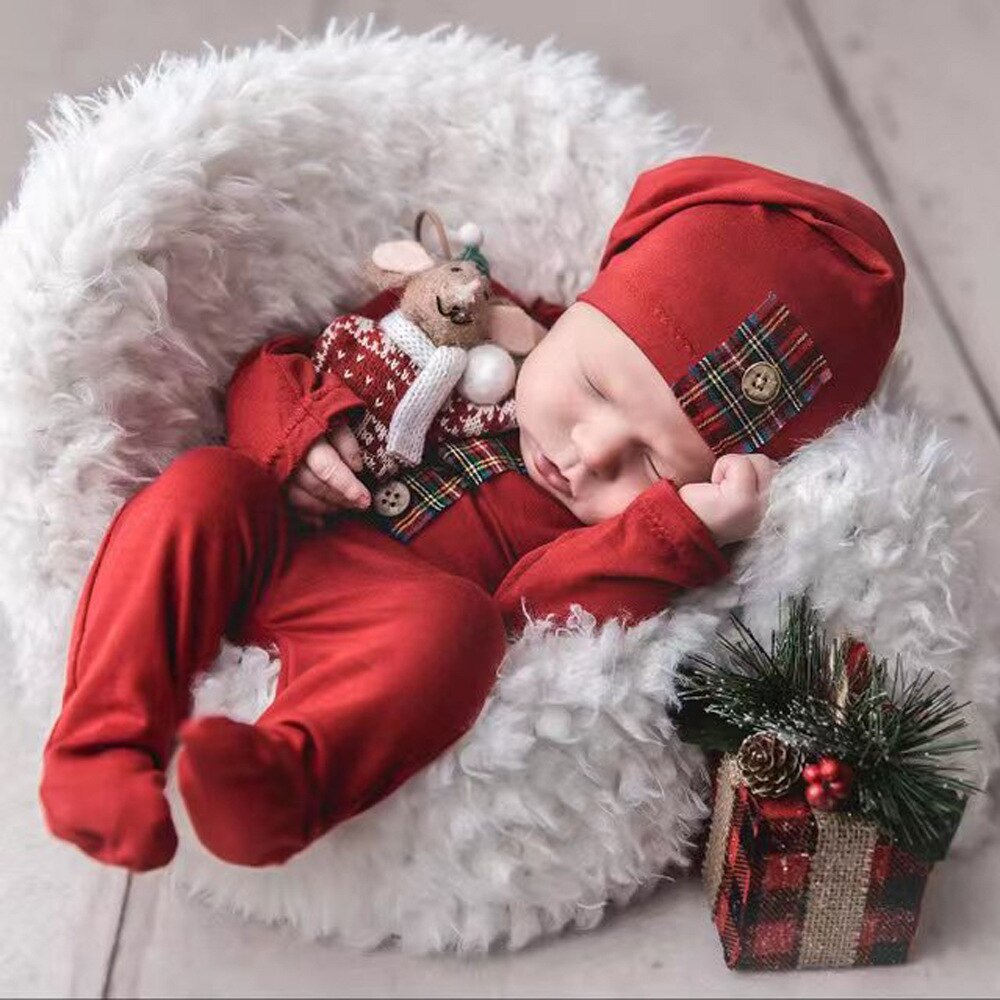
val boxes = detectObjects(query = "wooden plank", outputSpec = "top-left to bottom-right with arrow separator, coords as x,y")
0,691 -> 130,998
804,0 -> 1000,435
0,0 -> 316,205
107,838 -> 1000,996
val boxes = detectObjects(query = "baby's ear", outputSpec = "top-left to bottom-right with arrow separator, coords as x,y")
364,240 -> 436,291
485,300 -> 547,355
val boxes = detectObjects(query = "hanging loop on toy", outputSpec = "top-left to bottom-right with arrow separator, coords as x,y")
413,209 -> 453,259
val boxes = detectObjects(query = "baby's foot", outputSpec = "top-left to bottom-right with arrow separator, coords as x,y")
40,747 -> 177,871
176,717 -> 316,867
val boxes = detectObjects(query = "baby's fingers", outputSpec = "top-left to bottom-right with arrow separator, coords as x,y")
749,454 -> 780,492
304,437 -> 371,509
284,485 -> 326,531
294,464 -> 351,510
328,420 -> 364,473
711,454 -> 760,493
287,483 -> 330,516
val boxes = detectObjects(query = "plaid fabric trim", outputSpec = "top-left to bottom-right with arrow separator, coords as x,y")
672,291 -> 833,455
362,434 -> 527,543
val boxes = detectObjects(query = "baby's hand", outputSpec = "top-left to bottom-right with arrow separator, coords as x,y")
678,453 -> 778,546
287,419 -> 372,528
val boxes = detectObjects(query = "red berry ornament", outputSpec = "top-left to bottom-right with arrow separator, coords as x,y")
802,756 -> 854,811
805,782 -> 834,810
818,758 -> 840,781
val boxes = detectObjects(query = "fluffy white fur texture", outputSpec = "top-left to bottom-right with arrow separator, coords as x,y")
0,18 -> 996,955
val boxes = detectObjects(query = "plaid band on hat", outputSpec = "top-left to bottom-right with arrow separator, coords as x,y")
672,291 -> 833,455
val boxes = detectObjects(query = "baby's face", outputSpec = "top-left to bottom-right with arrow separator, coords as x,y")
515,301 -> 716,525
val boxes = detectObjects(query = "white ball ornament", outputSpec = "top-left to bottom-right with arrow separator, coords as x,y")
457,221 -> 483,248
458,343 -> 516,404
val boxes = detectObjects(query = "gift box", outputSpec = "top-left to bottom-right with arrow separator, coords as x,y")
701,755 -> 934,971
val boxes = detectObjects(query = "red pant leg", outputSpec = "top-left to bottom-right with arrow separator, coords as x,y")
261,518 -> 510,818
40,446 -> 291,869
177,515 -> 509,864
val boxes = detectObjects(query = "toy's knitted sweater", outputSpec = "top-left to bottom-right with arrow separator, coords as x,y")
311,308 -> 516,479
226,286 -> 732,635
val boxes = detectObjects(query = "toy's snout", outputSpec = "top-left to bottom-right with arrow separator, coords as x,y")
434,261 -> 488,327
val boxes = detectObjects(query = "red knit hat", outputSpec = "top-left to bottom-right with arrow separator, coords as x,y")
576,155 -> 906,461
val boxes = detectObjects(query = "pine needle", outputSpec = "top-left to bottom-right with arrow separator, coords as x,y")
673,594 -> 980,860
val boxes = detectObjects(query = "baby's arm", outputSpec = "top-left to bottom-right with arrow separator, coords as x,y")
493,477 -> 732,635
225,334 -> 366,483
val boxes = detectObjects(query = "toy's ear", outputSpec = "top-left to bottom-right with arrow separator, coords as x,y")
366,240 -> 436,290
485,300 -> 548,355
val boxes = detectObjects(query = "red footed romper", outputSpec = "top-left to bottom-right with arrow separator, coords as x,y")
39,286 -> 732,872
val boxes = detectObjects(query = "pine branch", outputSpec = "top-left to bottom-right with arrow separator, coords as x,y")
674,594 -> 980,860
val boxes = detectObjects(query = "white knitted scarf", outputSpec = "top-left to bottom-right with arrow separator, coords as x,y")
379,308 -> 469,465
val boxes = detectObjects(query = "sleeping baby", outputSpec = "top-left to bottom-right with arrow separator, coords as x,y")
39,155 -> 905,871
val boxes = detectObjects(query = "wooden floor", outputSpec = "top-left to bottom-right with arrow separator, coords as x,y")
2,2 -> 998,997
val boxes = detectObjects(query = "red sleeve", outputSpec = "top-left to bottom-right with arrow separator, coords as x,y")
225,334 -> 367,484
493,477 -> 732,635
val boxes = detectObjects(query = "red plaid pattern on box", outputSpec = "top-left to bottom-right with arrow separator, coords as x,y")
358,433 -> 527,544
672,291 -> 833,456
702,756 -> 933,971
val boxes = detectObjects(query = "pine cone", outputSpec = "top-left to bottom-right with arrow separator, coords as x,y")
735,731 -> 803,798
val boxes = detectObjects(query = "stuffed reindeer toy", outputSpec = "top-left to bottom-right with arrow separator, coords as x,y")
312,210 -> 546,479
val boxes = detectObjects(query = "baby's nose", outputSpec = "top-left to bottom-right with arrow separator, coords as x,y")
578,438 -> 625,480
572,419 -> 632,481
589,450 -> 622,479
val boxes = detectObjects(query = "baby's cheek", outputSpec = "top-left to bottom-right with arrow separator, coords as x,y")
513,376 -> 538,436
577,483 -> 644,525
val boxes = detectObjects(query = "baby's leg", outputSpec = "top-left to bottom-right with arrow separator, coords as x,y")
40,446 -> 290,871
176,518 -> 508,867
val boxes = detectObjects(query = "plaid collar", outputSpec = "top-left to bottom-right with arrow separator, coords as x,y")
360,432 -> 527,543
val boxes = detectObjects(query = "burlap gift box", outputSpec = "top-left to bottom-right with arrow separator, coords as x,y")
702,756 -> 934,970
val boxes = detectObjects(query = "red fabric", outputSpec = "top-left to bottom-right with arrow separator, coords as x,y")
486,473 -> 730,627
225,333 -> 367,484
41,448 -> 509,868
578,155 -> 906,460
40,279 -> 730,871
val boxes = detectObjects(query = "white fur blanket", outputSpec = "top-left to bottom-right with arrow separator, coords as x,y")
0,20 -> 996,955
